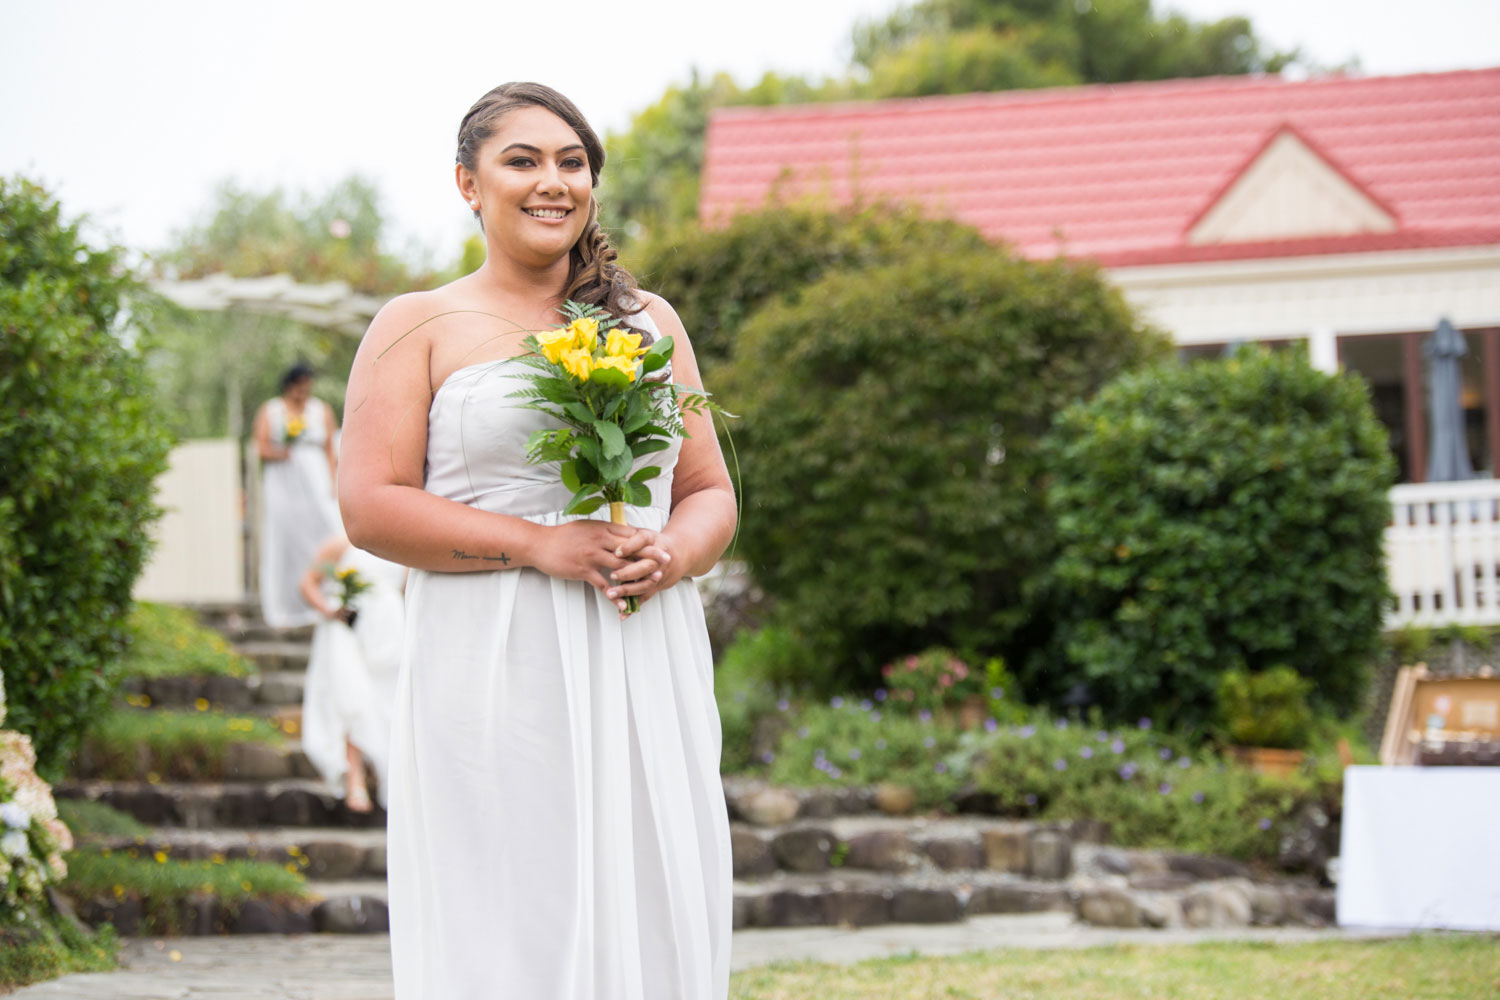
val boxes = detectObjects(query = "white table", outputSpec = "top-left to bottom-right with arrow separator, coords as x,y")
1337,765 -> 1500,930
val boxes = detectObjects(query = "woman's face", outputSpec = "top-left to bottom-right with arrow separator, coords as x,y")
460,105 -> 592,269
284,377 -> 313,405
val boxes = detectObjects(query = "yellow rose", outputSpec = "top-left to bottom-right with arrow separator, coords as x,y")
536,326 -> 577,364
591,354 -> 640,381
567,316 -> 600,349
604,328 -> 646,360
285,417 -> 306,440
560,347 -> 595,381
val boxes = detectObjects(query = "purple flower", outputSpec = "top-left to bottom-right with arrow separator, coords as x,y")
1138,717 -> 1152,730
830,696 -> 844,709
870,711 -> 883,722
776,698 -> 790,712
760,751 -> 775,764
919,709 -> 933,723
874,738 -> 887,750
1119,763 -> 1138,780
1159,748 -> 1174,761
1054,759 -> 1068,771
984,718 -> 999,733
923,736 -> 937,749
990,686 -> 1005,699
828,766 -> 843,779
934,762 -> 948,774
1025,794 -> 1038,807
1110,739 -> 1126,754
1192,792 -> 1206,804
860,699 -> 873,711
1018,725 -> 1036,739
1158,782 -> 1172,795
1177,757 -> 1191,769
875,688 -> 888,702
1079,746 -> 1094,759
797,726 -> 810,739
1096,730 -> 1109,742
1259,818 -> 1273,831
848,749 -> 862,761
1055,718 -> 1069,730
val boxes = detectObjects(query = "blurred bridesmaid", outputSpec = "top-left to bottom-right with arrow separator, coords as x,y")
253,362 -> 341,628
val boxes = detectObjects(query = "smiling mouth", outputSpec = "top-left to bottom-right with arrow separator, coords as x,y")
524,207 -> 571,219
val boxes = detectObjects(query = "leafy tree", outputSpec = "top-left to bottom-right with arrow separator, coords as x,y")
628,204 -> 991,372
0,177 -> 173,776
718,248 -> 1168,692
161,175 -> 423,295
1033,349 -> 1395,731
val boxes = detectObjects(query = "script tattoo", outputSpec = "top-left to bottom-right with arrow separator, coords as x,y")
451,549 -> 512,566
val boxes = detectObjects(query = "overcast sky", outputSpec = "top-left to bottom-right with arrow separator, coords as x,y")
2,0 -> 1496,266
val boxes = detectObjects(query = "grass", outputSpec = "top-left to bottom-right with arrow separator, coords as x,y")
727,935 -> 1500,1000
0,908 -> 118,991
75,709 -> 286,781
122,601 -> 250,679
56,799 -> 149,842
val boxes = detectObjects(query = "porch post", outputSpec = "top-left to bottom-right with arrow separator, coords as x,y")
1404,331 -> 1427,483
1308,327 -> 1338,373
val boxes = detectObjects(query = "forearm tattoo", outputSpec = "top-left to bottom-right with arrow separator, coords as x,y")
451,549 -> 512,565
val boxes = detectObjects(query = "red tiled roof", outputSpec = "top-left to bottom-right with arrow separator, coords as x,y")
698,68 -> 1500,266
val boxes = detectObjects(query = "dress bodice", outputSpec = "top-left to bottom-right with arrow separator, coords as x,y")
422,310 -> 680,520
268,397 -> 330,447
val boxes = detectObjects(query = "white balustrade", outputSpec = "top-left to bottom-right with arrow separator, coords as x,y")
1387,479 -> 1500,628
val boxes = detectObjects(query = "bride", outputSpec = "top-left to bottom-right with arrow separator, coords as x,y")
337,82 -> 736,998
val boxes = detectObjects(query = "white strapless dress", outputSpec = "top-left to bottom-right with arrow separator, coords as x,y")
386,310 -> 731,999
258,396 -> 341,628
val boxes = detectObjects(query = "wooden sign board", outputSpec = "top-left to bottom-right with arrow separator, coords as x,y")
1381,665 -> 1500,765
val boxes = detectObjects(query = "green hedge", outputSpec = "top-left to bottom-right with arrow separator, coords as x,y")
0,177 -> 173,776
628,204 -> 992,373
719,250 -> 1168,690
1034,349 -> 1395,729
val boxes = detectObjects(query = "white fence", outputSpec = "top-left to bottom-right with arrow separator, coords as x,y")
1387,479 -> 1500,628
133,439 -> 245,604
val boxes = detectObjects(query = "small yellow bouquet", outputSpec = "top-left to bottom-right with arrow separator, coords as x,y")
513,301 -> 719,613
324,565 -> 372,625
284,415 -> 307,444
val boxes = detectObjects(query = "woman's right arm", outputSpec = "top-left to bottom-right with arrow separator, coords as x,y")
252,404 -> 287,461
337,296 -> 635,604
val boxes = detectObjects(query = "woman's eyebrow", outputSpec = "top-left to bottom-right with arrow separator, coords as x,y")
500,142 -> 586,155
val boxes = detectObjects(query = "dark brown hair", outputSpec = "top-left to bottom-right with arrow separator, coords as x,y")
457,82 -> 640,318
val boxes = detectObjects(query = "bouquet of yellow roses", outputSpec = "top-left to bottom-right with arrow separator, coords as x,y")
512,301 -> 717,613
324,565 -> 372,625
283,415 -> 307,444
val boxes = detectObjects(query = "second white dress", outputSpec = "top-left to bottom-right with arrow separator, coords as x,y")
259,396 -> 342,628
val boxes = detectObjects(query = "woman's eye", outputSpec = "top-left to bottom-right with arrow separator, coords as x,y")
506,157 -> 534,167
562,157 -> 586,169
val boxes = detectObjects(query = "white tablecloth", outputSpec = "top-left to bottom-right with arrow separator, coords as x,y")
1337,765 -> 1500,930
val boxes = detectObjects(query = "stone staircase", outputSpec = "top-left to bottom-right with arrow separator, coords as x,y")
57,600 -> 1337,937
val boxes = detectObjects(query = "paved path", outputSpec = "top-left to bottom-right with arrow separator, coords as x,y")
10,919 -> 1408,999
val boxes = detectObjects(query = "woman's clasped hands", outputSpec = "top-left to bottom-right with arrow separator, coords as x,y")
534,520 -> 677,616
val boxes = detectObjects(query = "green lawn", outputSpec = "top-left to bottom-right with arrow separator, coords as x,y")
728,936 -> 1499,1000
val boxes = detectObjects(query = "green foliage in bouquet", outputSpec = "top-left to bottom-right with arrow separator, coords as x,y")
720,251 -> 1168,691
0,177 -> 173,776
512,301 -> 713,518
1035,348 -> 1395,730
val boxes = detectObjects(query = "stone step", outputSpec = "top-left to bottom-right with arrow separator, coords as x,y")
56,779 -> 384,830
235,639 -> 310,673
88,827 -> 387,881
120,670 -> 306,712
731,869 -> 1336,932
71,739 -> 318,783
72,878 -> 391,937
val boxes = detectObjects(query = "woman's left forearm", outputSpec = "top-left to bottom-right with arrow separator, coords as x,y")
660,487 -> 738,579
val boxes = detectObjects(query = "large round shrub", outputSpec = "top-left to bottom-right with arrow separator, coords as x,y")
628,204 -> 991,373
720,250 -> 1168,691
1035,349 -> 1396,730
0,177 -> 172,776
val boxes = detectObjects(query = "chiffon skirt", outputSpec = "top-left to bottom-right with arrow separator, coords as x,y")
386,509 -> 732,1000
